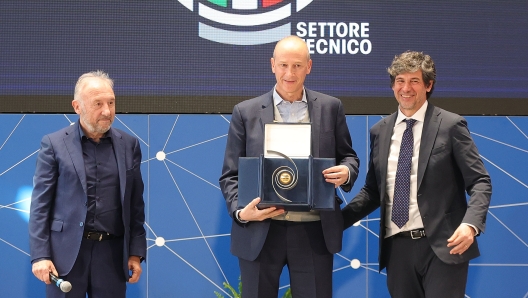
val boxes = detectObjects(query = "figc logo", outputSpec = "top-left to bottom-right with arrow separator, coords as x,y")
176,0 -> 314,45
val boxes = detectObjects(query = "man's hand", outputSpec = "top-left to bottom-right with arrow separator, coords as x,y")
128,256 -> 142,283
239,198 -> 285,221
447,224 -> 475,255
32,260 -> 57,284
322,165 -> 349,188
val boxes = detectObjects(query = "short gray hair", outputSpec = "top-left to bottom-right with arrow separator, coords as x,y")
388,51 -> 436,99
74,70 -> 114,102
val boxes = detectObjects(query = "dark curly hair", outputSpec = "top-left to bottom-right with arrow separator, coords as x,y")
388,51 -> 436,99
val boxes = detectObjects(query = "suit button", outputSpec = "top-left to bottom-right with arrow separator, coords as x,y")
80,222 -> 84,227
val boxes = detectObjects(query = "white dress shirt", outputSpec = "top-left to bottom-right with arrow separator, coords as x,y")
385,101 -> 428,237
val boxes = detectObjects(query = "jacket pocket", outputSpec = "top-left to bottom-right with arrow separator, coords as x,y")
431,144 -> 446,156
50,219 -> 64,232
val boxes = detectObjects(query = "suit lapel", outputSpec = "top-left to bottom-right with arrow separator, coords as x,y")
110,128 -> 127,203
257,90 -> 274,155
259,92 -> 274,127
306,89 -> 321,157
417,104 -> 441,190
378,113 -> 397,195
64,122 -> 87,195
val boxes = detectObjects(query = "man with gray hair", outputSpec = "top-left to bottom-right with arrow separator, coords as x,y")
29,71 -> 146,298
342,51 -> 491,297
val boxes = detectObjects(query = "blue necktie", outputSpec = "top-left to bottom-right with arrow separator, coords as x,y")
391,119 -> 416,229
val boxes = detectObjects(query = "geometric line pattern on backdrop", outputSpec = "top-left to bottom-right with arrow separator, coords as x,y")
161,157 -> 228,280
0,114 -> 527,297
141,115 -> 232,297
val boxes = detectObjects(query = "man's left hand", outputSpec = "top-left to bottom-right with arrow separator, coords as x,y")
447,224 -> 475,255
322,165 -> 349,188
128,256 -> 142,283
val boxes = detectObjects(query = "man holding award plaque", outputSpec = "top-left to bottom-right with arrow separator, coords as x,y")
219,36 -> 360,298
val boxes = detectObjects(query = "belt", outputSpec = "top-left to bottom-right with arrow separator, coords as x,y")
272,211 -> 321,222
395,228 -> 426,239
83,231 -> 119,241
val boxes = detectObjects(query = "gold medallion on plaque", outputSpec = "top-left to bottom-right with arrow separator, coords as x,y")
279,172 -> 292,185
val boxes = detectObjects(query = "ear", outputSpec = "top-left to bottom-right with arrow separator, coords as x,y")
72,100 -> 82,115
270,57 -> 276,74
426,81 -> 434,92
306,59 -> 312,74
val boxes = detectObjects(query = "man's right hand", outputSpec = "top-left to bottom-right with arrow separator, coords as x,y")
32,260 -> 58,284
239,197 -> 285,221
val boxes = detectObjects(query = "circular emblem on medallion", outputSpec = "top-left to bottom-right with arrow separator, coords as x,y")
278,171 -> 292,185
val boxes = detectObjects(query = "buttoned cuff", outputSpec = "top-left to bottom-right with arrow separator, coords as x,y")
463,223 -> 479,236
31,257 -> 51,264
345,167 -> 351,185
235,210 -> 249,224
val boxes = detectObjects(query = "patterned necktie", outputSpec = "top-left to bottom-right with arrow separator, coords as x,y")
391,118 -> 416,229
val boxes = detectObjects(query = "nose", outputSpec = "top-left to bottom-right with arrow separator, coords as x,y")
402,81 -> 412,91
287,65 -> 296,75
101,103 -> 110,116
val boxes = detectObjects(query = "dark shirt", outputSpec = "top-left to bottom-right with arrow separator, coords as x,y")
80,127 -> 123,236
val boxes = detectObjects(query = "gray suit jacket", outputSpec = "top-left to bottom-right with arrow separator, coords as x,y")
220,89 -> 360,261
342,104 -> 491,270
29,121 -> 146,278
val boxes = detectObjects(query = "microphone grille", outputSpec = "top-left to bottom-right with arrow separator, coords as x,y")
60,281 -> 72,293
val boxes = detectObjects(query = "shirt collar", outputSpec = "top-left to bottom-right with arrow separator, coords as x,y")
395,100 -> 428,125
78,120 -> 86,140
273,85 -> 307,106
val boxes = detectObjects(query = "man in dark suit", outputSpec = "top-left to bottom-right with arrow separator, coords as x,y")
219,36 -> 360,298
342,51 -> 492,297
29,71 -> 146,298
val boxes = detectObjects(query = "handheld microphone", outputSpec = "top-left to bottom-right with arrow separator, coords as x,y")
49,273 -> 72,293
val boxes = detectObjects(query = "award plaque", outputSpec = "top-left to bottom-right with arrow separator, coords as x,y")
238,123 -> 336,211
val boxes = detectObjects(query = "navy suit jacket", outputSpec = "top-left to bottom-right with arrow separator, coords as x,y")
342,104 -> 492,270
219,89 -> 360,261
29,121 -> 146,279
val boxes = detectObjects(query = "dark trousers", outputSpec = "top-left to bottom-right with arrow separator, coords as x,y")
239,220 -> 333,298
385,236 -> 469,298
46,237 -> 126,298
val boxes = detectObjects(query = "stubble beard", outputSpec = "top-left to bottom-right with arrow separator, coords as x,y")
80,105 -> 112,135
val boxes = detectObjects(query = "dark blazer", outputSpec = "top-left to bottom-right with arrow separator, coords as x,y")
29,121 -> 146,279
219,89 -> 360,261
342,104 -> 491,270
